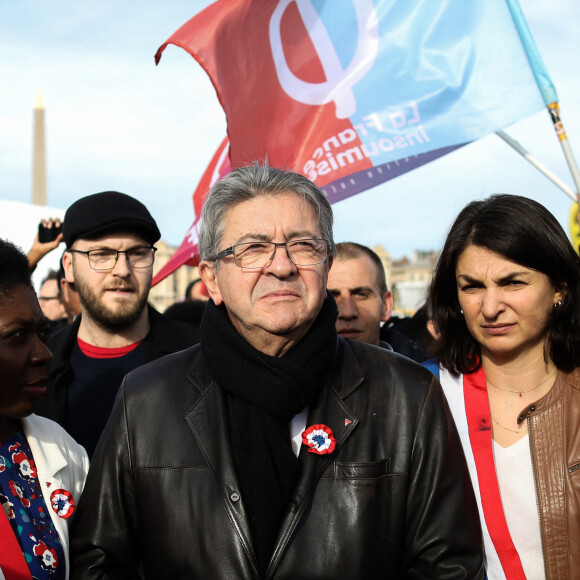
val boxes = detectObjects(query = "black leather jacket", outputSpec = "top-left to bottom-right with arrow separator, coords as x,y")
70,338 -> 484,579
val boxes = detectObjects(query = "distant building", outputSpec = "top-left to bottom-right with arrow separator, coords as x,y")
373,246 -> 437,314
149,240 -> 200,312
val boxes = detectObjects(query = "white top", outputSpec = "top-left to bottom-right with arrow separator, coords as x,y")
290,408 -> 309,457
493,436 -> 546,580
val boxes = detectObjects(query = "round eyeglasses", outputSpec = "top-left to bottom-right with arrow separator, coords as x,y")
208,239 -> 331,269
68,247 -> 157,271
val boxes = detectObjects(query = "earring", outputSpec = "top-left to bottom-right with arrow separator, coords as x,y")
460,308 -> 464,315
553,299 -> 563,310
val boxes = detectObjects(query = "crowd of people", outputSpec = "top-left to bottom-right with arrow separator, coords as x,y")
1,163 -> 578,578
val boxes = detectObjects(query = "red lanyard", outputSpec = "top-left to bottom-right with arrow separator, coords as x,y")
464,368 -> 526,580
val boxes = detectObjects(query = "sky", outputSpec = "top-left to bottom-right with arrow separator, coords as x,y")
2,0 -> 580,262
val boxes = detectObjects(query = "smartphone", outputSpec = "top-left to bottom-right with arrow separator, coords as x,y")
38,221 -> 63,243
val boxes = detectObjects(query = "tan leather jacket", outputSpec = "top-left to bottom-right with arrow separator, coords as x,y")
517,368 -> 580,579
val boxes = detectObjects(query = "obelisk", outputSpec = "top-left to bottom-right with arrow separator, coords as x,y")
32,89 -> 46,206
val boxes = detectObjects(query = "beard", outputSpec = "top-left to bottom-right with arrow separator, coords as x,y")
74,276 -> 150,332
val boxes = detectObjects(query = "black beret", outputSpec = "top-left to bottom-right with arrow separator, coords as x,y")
63,191 -> 161,247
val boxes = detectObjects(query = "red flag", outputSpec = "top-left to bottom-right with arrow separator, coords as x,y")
155,0 -> 373,187
154,0 -> 545,282
151,137 -> 230,286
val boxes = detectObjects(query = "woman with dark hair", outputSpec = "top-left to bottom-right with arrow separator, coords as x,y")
0,238 -> 88,580
427,194 -> 580,580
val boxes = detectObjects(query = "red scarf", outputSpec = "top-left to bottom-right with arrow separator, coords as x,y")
0,509 -> 32,580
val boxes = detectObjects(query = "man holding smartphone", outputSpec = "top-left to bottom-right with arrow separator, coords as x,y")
27,218 -> 64,273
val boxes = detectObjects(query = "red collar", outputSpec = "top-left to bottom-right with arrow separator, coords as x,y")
77,337 -> 142,358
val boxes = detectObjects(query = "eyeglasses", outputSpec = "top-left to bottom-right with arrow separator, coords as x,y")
208,238 -> 331,269
68,247 -> 157,271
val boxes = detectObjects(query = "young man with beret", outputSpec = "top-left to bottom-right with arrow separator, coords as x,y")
35,191 -> 199,457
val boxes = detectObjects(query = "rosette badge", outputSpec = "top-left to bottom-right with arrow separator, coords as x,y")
302,424 -> 336,455
50,489 -> 76,519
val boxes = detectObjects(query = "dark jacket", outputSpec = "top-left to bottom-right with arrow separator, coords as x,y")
70,338 -> 484,579
36,305 -> 200,426
381,324 -> 429,363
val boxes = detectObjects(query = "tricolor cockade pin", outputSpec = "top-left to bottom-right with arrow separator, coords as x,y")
302,424 -> 336,455
50,489 -> 75,519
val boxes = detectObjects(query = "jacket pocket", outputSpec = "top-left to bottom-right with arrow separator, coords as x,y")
568,461 -> 580,474
331,458 -> 391,480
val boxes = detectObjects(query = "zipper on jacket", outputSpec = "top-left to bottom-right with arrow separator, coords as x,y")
569,462 -> 580,473
528,416 -> 548,579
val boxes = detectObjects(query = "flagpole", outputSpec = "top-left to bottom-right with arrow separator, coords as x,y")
496,130 -> 577,201
505,0 -> 580,202
546,102 -> 580,198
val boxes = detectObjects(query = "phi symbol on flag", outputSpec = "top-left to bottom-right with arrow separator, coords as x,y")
269,0 -> 379,119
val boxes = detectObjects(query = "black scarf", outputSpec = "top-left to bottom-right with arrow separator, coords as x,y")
200,294 -> 338,576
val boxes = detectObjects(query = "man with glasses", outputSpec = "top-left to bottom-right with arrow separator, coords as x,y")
36,191 -> 198,457
38,269 -> 68,328
70,167 -> 483,578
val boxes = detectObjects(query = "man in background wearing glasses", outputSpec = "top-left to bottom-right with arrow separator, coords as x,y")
70,167 -> 483,578
36,191 -> 199,457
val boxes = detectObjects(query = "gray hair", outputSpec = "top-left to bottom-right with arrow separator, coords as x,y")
198,163 -> 335,263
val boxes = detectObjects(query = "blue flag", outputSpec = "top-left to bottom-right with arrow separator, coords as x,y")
157,0 -> 550,204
